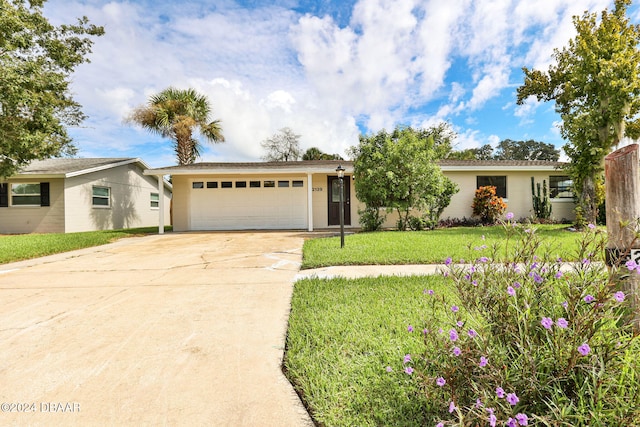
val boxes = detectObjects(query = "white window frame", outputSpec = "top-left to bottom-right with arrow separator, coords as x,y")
150,192 -> 159,209
10,183 -> 41,207
92,186 -> 111,208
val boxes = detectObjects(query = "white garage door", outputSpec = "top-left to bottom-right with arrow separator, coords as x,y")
189,177 -> 308,230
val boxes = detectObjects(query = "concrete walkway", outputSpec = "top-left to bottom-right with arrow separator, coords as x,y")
0,232 -> 314,427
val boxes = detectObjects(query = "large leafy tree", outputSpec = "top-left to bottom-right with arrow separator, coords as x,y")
302,146 -> 343,160
261,127 -> 302,162
494,139 -> 560,161
0,0 -> 104,178
351,125 -> 458,230
517,0 -> 640,224
128,87 -> 224,165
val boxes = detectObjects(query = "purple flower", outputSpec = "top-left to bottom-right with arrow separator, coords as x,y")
513,281 -> 521,288
506,212 -> 514,220
507,286 -> 516,296
403,354 -> 411,364
404,366 -> 414,375
489,413 -> 497,427
428,289 -> 435,295
626,259 -> 638,271
451,305 -> 459,313
533,273 -> 543,283
436,423 -> 444,427
556,318 -> 568,329
475,398 -> 483,408
516,413 -> 529,426
445,257 -> 452,265
448,401 -> 456,413
452,346 -> 461,356
385,366 -> 392,372
496,387 -> 505,398
506,392 -> 519,406
507,418 -> 517,427
562,301 -> 568,308
436,377 -> 446,387
423,328 -> 429,334
588,223 -> 596,229
479,356 -> 488,367
578,343 -> 591,356
615,291 -> 626,302
541,317 -> 553,329
582,258 -> 590,266
555,271 -> 563,279
478,256 -> 489,263
584,294 -> 595,303
407,325 -> 414,332
468,329 -> 478,338
449,329 -> 459,341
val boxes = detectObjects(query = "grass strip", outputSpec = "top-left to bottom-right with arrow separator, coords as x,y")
0,226 -> 171,264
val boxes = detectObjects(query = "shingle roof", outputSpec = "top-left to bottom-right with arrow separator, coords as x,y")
438,159 -> 566,167
18,158 -> 136,175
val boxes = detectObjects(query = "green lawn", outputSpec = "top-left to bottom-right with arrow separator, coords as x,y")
0,226 -> 171,264
285,275 -> 451,426
302,224 -> 582,269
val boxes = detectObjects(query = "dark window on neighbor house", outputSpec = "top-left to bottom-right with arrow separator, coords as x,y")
278,180 -> 289,188
549,176 -> 573,199
92,186 -> 111,207
11,183 -> 42,206
264,180 -> 275,188
150,193 -> 159,209
477,176 -> 507,198
0,183 -> 7,208
292,180 -> 304,187
206,181 -> 218,189
221,181 -> 233,188
192,182 -> 204,189
235,181 -> 247,188
250,181 -> 261,188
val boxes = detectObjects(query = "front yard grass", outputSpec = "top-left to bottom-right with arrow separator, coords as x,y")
0,226 -> 171,264
285,275 -> 450,426
302,224 -> 580,269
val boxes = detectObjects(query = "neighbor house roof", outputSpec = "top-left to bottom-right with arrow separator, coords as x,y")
9,158 -> 172,190
145,159 -> 567,175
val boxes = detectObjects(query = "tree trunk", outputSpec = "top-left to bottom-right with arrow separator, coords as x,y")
580,174 -> 598,225
605,144 -> 640,330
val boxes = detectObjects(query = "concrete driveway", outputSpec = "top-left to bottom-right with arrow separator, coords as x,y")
0,232 -> 314,426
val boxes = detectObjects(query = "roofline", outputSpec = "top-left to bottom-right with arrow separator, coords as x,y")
65,158 -> 147,178
145,160 -> 565,175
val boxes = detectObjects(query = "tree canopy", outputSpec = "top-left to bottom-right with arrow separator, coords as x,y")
261,127 -> 302,162
302,147 -> 343,160
449,140 -> 560,161
517,0 -> 640,224
0,0 -> 104,177
128,87 -> 224,165
351,125 -> 458,230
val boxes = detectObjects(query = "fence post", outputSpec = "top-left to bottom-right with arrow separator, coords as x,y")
605,143 -> 640,330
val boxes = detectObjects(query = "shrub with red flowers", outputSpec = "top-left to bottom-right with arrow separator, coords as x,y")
472,186 -> 507,224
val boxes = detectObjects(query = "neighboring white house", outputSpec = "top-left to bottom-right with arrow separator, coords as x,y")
144,159 -> 575,232
0,158 -> 172,234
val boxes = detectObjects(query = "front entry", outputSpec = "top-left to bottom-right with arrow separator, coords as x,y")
328,176 -> 351,226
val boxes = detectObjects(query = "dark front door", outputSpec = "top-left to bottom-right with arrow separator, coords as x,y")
328,176 -> 351,226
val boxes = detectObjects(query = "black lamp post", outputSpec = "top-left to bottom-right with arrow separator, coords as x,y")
336,164 -> 345,248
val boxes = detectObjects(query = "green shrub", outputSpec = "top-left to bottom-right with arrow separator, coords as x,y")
358,206 -> 386,231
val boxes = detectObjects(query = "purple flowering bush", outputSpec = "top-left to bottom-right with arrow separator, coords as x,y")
395,219 -> 640,425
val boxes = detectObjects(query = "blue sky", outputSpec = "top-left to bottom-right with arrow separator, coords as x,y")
42,0 -> 640,167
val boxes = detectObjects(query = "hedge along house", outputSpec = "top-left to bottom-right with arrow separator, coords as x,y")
0,158 -> 172,234
144,159 -> 575,232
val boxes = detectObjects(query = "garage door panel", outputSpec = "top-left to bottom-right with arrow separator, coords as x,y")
190,179 -> 307,230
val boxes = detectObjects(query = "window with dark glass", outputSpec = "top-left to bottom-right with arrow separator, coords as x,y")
250,181 -> 261,188
221,181 -> 233,188
278,180 -> 289,188
207,181 -> 218,188
192,182 -> 204,189
476,176 -> 507,198
235,181 -> 247,188
292,180 -> 304,187
264,180 -> 275,188
549,176 -> 573,198
92,186 -> 111,207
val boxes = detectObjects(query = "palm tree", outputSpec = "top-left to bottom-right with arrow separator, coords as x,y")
128,87 -> 224,165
